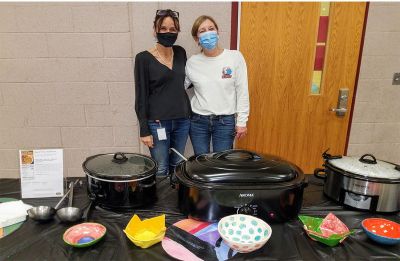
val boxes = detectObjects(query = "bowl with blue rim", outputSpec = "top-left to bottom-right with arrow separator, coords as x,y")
218,214 -> 272,253
362,218 -> 400,245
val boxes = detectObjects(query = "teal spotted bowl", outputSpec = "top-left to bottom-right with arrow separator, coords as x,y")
218,214 -> 272,253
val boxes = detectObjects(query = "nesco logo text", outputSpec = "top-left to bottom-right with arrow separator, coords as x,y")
239,193 -> 254,198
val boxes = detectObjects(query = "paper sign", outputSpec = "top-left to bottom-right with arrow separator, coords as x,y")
19,149 -> 64,198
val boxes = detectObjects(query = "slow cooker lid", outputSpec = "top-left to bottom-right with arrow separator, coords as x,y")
328,154 -> 400,179
184,150 -> 298,183
83,152 -> 156,179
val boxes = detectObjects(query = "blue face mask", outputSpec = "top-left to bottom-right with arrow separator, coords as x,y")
198,31 -> 219,50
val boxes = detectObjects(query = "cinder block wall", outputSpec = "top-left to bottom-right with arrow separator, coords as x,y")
0,2 -> 231,178
347,2 -> 400,164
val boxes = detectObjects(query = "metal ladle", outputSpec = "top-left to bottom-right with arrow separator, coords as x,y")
56,181 -> 83,223
169,148 -> 188,188
28,186 -> 73,222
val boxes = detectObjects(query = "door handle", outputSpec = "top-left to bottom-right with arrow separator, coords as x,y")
330,88 -> 349,116
330,108 -> 347,114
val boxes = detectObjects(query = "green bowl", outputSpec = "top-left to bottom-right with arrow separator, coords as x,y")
63,222 -> 106,248
306,230 -> 350,247
299,215 -> 352,247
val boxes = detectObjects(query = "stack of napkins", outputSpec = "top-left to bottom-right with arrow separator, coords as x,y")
0,200 -> 32,228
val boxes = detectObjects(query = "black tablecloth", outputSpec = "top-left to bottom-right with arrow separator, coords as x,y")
1,176 -> 400,261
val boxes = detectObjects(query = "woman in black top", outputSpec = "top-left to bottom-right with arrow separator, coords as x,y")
134,9 -> 191,176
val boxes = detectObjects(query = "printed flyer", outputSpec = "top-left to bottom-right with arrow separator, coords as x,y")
19,149 -> 64,198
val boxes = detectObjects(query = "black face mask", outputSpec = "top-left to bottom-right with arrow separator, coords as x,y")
157,33 -> 178,47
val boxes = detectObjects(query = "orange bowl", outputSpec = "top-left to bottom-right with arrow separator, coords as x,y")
362,218 -> 400,245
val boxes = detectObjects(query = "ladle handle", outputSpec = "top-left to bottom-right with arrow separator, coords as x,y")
68,181 -> 74,207
55,187 -> 71,210
82,201 -> 93,222
54,179 -> 79,209
170,148 -> 188,162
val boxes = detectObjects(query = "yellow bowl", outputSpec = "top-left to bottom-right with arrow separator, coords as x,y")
123,228 -> 166,249
124,214 -> 166,248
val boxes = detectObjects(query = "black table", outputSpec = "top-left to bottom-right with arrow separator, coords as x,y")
1,176 -> 400,261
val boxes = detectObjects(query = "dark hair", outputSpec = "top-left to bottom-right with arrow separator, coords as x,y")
191,15 -> 219,39
153,9 -> 180,32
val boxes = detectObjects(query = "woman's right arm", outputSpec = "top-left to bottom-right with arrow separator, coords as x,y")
134,53 -> 153,147
184,67 -> 192,89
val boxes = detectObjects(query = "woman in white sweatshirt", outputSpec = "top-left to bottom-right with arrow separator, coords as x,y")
185,15 -> 250,155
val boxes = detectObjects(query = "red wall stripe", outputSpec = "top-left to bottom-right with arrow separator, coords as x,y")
230,2 -> 239,50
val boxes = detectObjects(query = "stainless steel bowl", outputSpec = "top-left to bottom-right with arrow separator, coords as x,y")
56,207 -> 82,223
28,206 -> 56,222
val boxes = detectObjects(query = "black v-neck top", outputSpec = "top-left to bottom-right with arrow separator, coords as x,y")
134,45 -> 191,137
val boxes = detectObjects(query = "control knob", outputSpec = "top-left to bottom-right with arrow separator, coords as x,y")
238,205 -> 254,215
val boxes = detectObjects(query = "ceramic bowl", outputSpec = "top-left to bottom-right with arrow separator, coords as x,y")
218,214 -> 272,253
362,218 -> 400,245
63,222 -> 106,248
124,229 -> 166,249
298,215 -> 352,247
123,214 -> 166,249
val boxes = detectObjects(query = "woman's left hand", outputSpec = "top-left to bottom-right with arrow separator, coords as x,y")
235,126 -> 247,139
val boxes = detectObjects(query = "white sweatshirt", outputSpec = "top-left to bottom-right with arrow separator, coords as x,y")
185,49 -> 250,127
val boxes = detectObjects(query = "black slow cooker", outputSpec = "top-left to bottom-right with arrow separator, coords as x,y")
173,150 -> 307,223
82,152 -> 157,210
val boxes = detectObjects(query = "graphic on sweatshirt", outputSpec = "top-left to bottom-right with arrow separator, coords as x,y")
222,67 -> 233,79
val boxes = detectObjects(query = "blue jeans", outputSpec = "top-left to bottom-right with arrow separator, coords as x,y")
148,118 -> 190,176
190,113 -> 236,156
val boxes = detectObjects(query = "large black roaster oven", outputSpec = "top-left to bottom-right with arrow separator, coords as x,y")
83,152 -> 158,210
174,150 -> 307,223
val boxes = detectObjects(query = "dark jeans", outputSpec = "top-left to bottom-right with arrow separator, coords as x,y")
148,118 -> 190,176
190,113 -> 236,156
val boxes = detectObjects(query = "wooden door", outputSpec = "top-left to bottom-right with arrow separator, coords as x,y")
237,2 -> 367,173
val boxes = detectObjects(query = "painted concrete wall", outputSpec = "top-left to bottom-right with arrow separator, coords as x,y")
1,2 -> 398,179
347,2 -> 400,165
0,2 -> 231,178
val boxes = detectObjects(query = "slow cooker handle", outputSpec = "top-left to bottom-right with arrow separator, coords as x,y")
314,168 -> 326,180
88,193 -> 96,201
322,149 -> 342,160
112,152 -> 128,164
214,150 -> 261,160
359,154 -> 377,164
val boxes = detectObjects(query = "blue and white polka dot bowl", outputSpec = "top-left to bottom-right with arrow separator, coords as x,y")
218,214 -> 272,253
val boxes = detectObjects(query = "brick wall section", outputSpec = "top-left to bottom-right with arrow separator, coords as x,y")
348,2 -> 400,164
0,2 -> 232,178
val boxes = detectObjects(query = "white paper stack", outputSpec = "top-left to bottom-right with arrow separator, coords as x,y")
0,200 -> 32,228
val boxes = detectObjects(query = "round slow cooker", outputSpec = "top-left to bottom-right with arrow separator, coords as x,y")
173,149 -> 307,223
315,151 -> 400,212
82,152 -> 158,210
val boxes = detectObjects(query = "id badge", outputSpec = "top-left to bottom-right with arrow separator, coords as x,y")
156,121 -> 167,141
157,128 -> 167,140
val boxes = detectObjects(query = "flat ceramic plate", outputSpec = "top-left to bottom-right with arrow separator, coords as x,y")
63,222 -> 106,248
